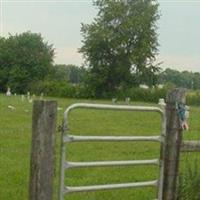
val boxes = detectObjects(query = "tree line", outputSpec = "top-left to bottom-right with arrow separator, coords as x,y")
159,68 -> 200,90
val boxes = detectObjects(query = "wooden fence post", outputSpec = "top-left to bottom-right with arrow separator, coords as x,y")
162,88 -> 186,200
29,100 -> 57,200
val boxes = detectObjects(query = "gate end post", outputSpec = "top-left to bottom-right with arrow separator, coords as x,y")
29,100 -> 57,200
162,88 -> 186,200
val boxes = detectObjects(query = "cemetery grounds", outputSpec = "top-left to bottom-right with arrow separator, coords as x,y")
0,94 -> 200,200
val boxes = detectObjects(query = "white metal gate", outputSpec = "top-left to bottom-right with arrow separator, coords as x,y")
59,103 -> 166,200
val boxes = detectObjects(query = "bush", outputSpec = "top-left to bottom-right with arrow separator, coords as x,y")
28,80 -> 169,102
113,87 -> 167,103
28,80 -> 76,97
28,80 -> 200,106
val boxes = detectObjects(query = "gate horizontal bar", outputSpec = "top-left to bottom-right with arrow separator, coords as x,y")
64,180 -> 158,194
65,159 -> 160,169
64,103 -> 164,118
181,140 -> 200,152
64,135 -> 162,143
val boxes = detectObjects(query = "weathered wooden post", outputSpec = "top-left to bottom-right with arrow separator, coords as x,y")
29,100 -> 57,200
162,88 -> 186,200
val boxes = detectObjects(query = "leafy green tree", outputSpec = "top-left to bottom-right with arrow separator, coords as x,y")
49,64 -> 86,84
0,37 -> 10,91
48,64 -> 70,82
0,32 -> 54,93
158,68 -> 200,90
193,72 -> 200,89
159,68 -> 183,87
80,0 -> 160,97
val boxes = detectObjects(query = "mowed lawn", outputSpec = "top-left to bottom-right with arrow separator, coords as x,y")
0,94 -> 200,200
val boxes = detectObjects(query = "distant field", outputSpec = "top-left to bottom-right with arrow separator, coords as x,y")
0,94 -> 199,200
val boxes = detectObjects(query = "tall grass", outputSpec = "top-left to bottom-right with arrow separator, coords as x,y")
178,158 -> 200,200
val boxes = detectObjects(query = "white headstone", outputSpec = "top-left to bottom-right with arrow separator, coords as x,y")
8,105 -> 15,110
125,97 -> 130,105
57,107 -> 63,111
158,98 -> 166,106
112,98 -> 117,104
40,93 -> 44,100
6,87 -> 11,96
21,95 -> 25,101
27,91 -> 30,100
29,98 -> 33,103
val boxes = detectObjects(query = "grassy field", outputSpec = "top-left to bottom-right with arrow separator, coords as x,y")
0,94 -> 200,200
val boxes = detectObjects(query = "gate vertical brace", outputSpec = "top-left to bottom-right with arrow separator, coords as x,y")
162,88 -> 186,200
158,99 -> 166,200
59,120 -> 67,200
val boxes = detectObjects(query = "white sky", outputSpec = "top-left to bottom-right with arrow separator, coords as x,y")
0,0 -> 200,72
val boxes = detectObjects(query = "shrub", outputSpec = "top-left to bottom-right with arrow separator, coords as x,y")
115,87 -> 167,103
28,80 -> 200,106
28,80 -> 76,97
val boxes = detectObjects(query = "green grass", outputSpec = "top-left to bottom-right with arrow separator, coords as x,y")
0,94 -> 199,200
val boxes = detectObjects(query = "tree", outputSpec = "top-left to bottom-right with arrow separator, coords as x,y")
49,64 -> 86,84
159,68 -> 182,87
0,32 -> 54,93
193,72 -> 200,89
80,0 -> 160,97
158,68 -> 200,90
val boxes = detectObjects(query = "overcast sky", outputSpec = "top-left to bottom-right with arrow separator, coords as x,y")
0,0 -> 200,72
